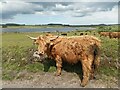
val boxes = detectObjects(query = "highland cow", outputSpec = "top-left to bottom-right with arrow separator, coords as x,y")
27,34 -> 101,87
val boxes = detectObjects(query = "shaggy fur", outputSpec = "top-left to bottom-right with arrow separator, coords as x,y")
31,34 -> 101,87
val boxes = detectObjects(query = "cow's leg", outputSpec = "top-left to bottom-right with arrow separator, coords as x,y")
81,56 -> 93,87
90,56 -> 96,80
90,64 -> 95,80
91,47 -> 100,80
55,55 -> 62,76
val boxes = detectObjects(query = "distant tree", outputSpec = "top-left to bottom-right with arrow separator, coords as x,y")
48,23 -> 63,26
6,23 -> 20,26
2,25 -> 7,28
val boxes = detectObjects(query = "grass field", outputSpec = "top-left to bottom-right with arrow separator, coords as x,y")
2,25 -> 119,82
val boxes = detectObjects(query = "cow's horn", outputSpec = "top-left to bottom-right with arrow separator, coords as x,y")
26,35 -> 37,40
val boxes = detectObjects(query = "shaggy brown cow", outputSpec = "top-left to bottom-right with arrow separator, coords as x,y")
27,34 -> 101,87
109,32 -> 120,38
99,32 -> 109,37
99,32 -> 120,38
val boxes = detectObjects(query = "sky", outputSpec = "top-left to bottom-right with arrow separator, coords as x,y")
0,0 -> 119,25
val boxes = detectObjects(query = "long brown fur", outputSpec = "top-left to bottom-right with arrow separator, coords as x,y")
32,34 -> 101,87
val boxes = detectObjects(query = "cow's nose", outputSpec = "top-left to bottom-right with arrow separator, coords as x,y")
40,51 -> 44,54
35,51 -> 39,54
38,51 -> 44,55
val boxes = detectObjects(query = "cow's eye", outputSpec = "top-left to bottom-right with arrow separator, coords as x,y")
35,43 -> 39,45
34,40 -> 36,42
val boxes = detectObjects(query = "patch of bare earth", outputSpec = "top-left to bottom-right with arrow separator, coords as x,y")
2,71 -> 118,88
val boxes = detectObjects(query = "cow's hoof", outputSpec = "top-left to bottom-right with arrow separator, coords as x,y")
55,73 -> 61,76
54,72 -> 61,76
81,83 -> 86,87
81,82 -> 87,87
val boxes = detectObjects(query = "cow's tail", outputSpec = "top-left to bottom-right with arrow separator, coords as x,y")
94,47 -> 100,70
93,40 -> 101,70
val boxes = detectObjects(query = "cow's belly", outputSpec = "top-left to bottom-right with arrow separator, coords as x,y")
61,51 -> 79,64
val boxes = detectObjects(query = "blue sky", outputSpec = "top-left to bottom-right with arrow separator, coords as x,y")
0,0 -> 119,25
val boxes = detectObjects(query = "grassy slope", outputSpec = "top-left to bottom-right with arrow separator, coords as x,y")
2,25 -> 119,82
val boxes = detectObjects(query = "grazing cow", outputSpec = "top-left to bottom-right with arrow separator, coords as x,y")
27,34 -> 101,87
109,32 -> 120,38
61,33 -> 67,36
74,33 -> 77,35
80,33 -> 84,36
99,32 -> 120,38
99,32 -> 109,37
46,32 -> 51,33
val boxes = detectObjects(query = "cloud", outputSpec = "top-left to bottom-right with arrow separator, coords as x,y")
68,2 -> 117,17
35,2 -> 118,17
51,3 -> 73,11
65,5 -> 118,24
1,0 -> 118,24
1,1 -> 74,19
1,1 -> 43,19
1,0 -> 120,2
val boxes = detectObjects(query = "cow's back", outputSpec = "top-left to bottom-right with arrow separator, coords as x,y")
50,35 -> 101,64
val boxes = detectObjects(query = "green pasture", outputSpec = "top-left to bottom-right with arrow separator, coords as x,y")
2,26 -> 119,82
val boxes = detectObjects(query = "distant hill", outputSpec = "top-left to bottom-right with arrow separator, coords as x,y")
1,23 -> 119,28
2,23 -> 25,28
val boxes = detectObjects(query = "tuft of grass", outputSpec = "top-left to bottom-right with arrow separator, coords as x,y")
2,45 -> 44,80
25,62 -> 44,73
98,36 -> 118,79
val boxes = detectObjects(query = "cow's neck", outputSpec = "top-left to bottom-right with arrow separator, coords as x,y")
46,40 -> 62,57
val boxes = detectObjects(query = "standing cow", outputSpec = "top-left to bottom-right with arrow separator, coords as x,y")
99,32 -> 120,38
109,32 -> 120,38
27,34 -> 101,87
99,32 -> 110,37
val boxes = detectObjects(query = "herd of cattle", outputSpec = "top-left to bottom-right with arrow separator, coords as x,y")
61,32 -> 120,39
99,32 -> 120,38
26,31 -> 119,87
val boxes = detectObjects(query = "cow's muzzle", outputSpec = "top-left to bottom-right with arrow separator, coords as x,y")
33,51 -> 41,58
33,51 -> 47,62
